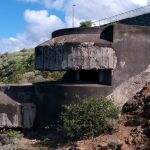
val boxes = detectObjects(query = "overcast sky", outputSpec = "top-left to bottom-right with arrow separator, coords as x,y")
0,0 -> 149,53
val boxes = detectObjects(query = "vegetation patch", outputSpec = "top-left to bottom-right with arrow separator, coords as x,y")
80,21 -> 92,27
0,130 -> 25,149
6,130 -> 23,140
59,96 -> 119,140
0,49 -> 64,83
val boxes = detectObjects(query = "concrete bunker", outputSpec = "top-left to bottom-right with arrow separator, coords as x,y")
1,22 -> 150,129
34,24 -> 150,128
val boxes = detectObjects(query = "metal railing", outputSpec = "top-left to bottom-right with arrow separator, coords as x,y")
92,5 -> 150,26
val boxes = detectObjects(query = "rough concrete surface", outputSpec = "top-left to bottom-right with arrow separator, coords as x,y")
108,65 -> 150,107
43,44 -> 116,70
22,103 -> 36,128
0,85 -> 36,128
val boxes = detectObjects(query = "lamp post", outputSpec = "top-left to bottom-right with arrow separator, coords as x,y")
72,4 -> 76,27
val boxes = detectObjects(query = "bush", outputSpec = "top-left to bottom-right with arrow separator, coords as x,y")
0,130 -> 24,149
80,21 -> 92,27
59,97 -> 119,140
6,130 -> 23,140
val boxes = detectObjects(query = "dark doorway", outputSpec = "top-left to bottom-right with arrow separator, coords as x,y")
78,70 -> 99,82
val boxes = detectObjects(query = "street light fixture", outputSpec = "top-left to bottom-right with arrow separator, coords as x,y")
72,4 -> 76,27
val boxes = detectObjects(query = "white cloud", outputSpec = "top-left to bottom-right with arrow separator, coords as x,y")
41,0 -> 66,9
131,0 -> 148,6
0,0 -> 150,52
0,10 -> 65,53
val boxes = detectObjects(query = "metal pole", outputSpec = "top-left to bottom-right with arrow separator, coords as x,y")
72,4 -> 76,27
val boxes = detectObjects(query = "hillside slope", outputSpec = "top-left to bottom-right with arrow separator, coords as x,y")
0,49 -> 64,84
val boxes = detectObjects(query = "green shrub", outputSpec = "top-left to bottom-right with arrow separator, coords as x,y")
6,130 -> 23,140
59,97 -> 119,140
80,21 -> 92,27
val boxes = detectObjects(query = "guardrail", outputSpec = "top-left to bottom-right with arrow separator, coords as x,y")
92,5 -> 150,26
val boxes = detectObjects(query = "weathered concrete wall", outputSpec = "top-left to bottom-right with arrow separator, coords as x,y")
22,103 -> 36,129
34,24 -> 150,129
0,103 -> 21,128
1,85 -> 36,103
34,82 -> 112,128
110,24 -> 150,107
0,85 -> 37,128
41,44 -> 116,70
35,27 -> 113,71
108,65 -> 150,107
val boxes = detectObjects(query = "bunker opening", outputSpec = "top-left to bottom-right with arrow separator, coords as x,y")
63,69 -> 112,85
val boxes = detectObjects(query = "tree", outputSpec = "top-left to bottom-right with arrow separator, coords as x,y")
80,21 -> 92,28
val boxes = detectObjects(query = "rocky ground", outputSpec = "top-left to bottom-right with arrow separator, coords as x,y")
0,83 -> 150,150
